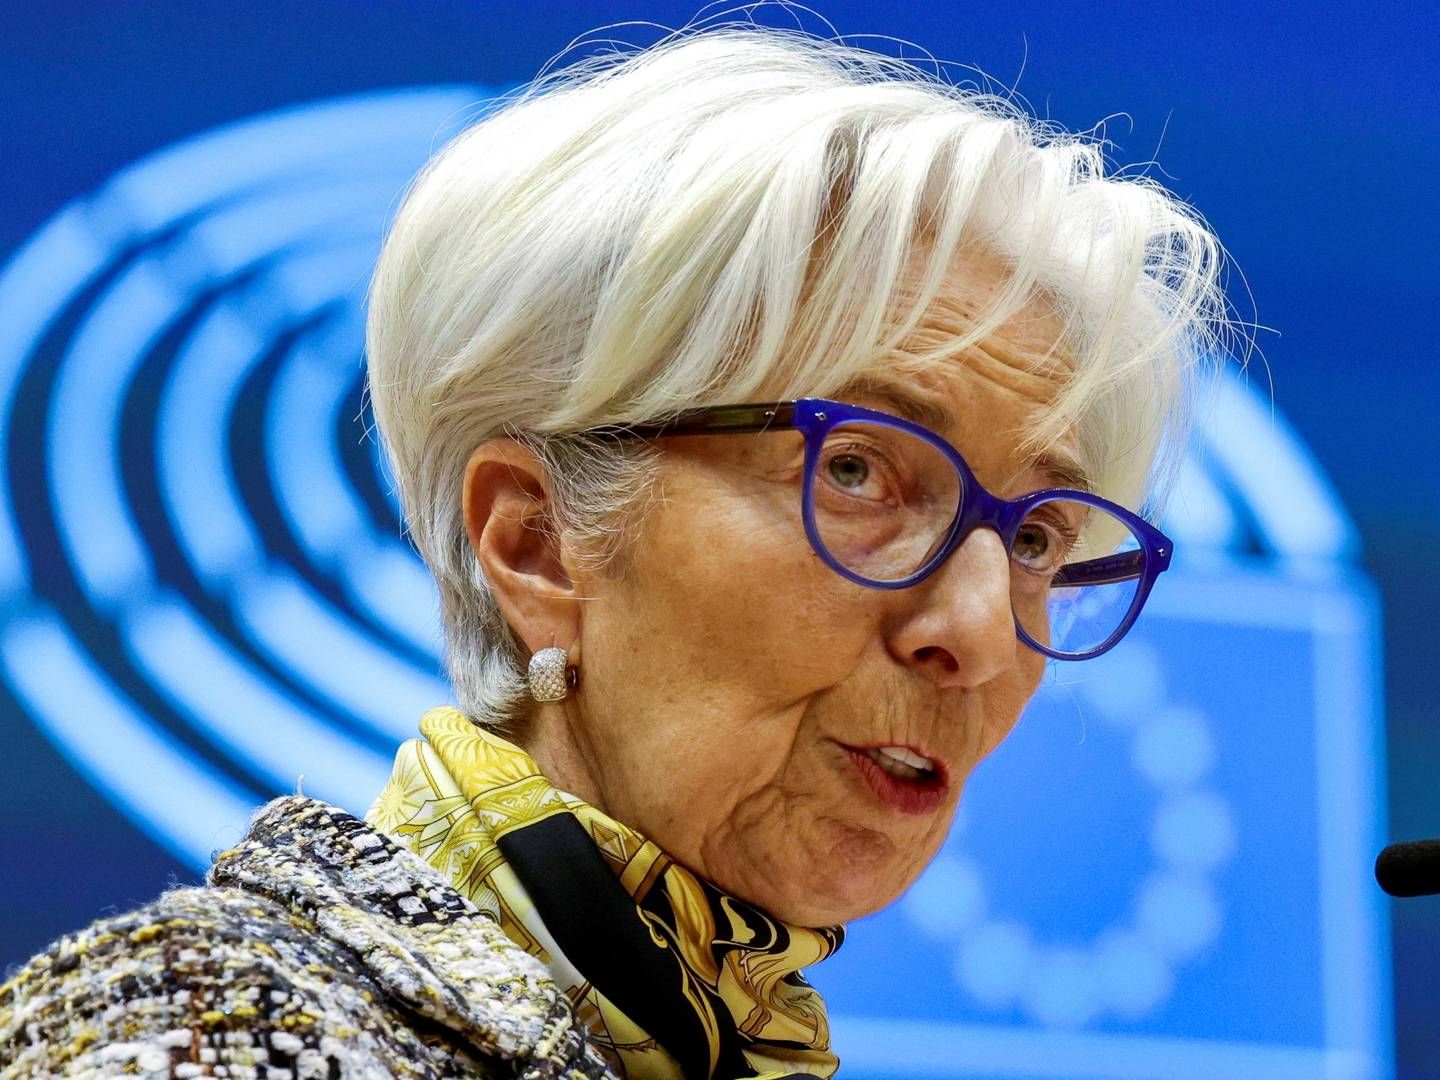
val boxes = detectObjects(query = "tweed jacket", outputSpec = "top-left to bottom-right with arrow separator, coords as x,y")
0,796 -> 617,1079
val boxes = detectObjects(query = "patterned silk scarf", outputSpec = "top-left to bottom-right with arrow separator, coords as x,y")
365,707 -> 844,1080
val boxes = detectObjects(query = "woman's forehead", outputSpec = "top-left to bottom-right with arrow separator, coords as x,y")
895,242 -> 1069,335
845,279 -> 1076,434
893,250 -> 1074,372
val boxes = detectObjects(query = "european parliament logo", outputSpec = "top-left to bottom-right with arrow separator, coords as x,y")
0,89 -> 1391,1079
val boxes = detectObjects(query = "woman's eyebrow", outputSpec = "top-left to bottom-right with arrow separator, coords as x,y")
838,381 -> 1094,492
1030,452 -> 1093,493
837,380 -> 954,432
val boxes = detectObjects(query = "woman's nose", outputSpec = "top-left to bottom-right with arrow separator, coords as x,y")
889,526 -> 1017,690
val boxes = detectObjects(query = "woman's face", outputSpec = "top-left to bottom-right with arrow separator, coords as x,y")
482,253 -> 1080,927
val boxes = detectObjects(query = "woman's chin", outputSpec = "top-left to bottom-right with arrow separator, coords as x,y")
759,866 -> 910,927
746,833 -> 921,926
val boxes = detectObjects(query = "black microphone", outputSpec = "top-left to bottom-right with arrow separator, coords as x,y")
1375,839 -> 1440,897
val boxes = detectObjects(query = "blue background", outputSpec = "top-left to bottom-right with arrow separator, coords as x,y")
0,2 -> 1433,1076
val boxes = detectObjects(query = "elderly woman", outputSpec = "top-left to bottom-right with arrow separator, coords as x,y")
0,23 -> 1229,1080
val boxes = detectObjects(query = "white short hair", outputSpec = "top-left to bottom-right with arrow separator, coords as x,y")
364,23 -> 1240,730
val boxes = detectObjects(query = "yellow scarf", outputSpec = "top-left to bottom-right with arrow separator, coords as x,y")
365,707 -> 842,1079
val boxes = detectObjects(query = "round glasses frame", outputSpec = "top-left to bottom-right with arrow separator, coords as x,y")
583,397 -> 1174,661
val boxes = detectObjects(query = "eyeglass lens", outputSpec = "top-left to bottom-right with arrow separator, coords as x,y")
807,419 -> 1148,658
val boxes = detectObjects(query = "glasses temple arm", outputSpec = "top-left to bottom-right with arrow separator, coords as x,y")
1051,549 -> 1147,588
584,402 -> 798,439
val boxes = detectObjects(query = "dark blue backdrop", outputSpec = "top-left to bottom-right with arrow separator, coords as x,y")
1,3 -> 1435,1076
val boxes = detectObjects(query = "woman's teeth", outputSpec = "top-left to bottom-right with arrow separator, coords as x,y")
868,746 -> 935,781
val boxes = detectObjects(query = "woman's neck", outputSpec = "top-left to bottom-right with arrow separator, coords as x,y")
514,704 -> 610,814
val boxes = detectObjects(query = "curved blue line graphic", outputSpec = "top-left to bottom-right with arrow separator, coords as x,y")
0,86 -> 492,867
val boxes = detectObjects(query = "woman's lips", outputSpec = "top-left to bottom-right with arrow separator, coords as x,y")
841,744 -> 949,816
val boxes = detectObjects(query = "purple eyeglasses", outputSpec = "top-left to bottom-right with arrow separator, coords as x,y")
584,397 -> 1173,660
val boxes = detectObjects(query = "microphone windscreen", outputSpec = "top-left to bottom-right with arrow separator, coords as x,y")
1375,839 -> 1440,897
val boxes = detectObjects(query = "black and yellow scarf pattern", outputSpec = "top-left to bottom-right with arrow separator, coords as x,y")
366,707 -> 843,1079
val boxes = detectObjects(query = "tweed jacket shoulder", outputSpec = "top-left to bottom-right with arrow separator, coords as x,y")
0,796 -> 616,1079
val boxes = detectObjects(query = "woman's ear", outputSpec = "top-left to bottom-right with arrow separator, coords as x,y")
461,437 -> 582,655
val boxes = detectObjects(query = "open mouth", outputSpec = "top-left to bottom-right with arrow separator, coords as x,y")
840,743 -> 949,816
866,745 -> 936,781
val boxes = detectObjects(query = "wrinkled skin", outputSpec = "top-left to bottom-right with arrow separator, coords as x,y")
463,249 -> 1081,927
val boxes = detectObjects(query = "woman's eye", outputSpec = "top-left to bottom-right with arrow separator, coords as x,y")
820,445 -> 897,504
823,440 -> 910,506
1013,526 -> 1048,560
827,453 -> 870,490
1012,522 -> 1069,571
